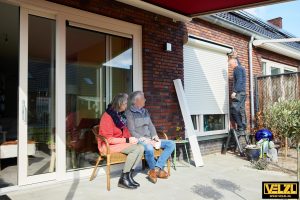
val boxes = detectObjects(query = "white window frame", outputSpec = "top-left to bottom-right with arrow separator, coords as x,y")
184,36 -> 231,137
261,59 -> 298,75
0,0 -> 142,190
192,114 -> 229,136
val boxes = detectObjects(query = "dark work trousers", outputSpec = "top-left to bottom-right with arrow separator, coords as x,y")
230,92 -> 247,130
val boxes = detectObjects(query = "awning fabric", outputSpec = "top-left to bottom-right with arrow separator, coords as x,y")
142,0 -> 285,16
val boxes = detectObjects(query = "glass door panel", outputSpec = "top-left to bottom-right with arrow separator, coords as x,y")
66,26 -> 105,170
27,15 -> 56,176
109,35 -> 133,96
0,1 -> 19,188
65,25 -> 133,171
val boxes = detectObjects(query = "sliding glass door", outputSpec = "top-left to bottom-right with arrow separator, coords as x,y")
18,8 -> 56,185
13,0 -> 141,187
65,25 -> 133,171
27,15 -> 56,175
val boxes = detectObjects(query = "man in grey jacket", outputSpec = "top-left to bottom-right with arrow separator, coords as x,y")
125,91 -> 175,184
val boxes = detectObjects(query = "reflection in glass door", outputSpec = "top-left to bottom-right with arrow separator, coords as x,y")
27,15 -> 56,176
65,25 -> 133,171
0,1 -> 19,188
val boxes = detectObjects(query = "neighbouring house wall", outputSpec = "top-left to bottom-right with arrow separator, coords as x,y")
186,18 -> 300,131
186,18 -> 300,155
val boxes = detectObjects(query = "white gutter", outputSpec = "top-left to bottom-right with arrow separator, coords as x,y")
253,41 -> 300,60
200,15 -> 300,60
116,0 -> 192,22
253,38 -> 300,46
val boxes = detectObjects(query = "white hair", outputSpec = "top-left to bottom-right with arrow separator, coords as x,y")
129,91 -> 144,105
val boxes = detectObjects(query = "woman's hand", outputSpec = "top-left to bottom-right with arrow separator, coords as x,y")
129,137 -> 138,144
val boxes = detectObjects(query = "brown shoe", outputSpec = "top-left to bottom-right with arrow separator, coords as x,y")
157,170 -> 169,179
147,169 -> 157,184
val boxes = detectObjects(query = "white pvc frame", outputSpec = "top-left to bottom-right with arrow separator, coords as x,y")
0,0 -> 142,190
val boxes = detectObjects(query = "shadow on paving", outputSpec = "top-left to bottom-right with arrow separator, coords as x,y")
191,184 -> 223,200
191,179 -> 248,200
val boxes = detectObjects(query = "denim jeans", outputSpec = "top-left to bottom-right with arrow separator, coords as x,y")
231,92 -> 247,130
139,139 -> 175,170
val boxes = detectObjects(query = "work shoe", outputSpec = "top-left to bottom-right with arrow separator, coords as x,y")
147,169 -> 157,184
156,169 -> 169,179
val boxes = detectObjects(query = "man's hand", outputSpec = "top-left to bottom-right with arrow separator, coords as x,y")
231,92 -> 236,99
138,137 -> 149,143
152,135 -> 160,142
129,137 -> 138,144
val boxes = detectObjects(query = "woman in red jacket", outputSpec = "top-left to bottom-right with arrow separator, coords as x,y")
99,93 -> 144,189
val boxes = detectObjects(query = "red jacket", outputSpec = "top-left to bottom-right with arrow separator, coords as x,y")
98,112 -> 132,153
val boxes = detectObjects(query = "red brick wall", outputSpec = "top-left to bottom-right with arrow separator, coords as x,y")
186,18 -> 300,131
46,0 -> 300,148
47,0 -> 186,138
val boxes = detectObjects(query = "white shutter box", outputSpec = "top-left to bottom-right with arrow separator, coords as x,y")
184,38 -> 231,115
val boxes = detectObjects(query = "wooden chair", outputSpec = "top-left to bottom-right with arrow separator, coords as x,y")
89,125 -> 171,191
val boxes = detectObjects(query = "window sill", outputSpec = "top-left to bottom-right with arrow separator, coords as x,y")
185,130 -> 228,141
196,133 -> 228,141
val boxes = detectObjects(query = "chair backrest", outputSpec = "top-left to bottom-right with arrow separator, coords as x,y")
92,125 -> 99,138
92,125 -> 111,155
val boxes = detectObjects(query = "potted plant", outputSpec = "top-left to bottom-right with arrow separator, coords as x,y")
175,125 -> 184,141
245,144 -> 260,161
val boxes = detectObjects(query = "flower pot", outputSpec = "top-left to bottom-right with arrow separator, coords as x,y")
245,146 -> 260,161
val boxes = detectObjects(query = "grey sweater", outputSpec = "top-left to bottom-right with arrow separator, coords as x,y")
125,106 -> 157,139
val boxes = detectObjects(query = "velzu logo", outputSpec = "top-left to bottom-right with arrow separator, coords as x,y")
262,182 -> 299,199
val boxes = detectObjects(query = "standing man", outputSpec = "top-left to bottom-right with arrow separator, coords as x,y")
228,57 -> 247,133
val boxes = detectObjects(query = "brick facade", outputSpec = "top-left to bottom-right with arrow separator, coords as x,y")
48,0 -> 186,138
48,0 -> 300,155
186,18 -> 300,131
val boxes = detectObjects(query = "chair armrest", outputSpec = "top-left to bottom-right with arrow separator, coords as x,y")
157,131 -> 168,140
92,125 -> 111,154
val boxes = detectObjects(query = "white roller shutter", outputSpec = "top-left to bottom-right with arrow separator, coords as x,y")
184,37 -> 232,115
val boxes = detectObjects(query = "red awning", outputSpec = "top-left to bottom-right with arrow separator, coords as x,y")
142,0 -> 286,16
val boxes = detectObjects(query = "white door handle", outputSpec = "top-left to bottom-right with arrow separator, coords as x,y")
22,100 -> 27,123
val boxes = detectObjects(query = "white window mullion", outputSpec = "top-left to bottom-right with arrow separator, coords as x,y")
199,115 -> 204,133
55,14 -> 66,181
18,6 -> 29,186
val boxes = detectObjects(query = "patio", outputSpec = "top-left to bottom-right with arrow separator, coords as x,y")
4,153 -> 296,200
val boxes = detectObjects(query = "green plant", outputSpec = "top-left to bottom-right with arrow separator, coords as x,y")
264,100 -> 300,157
175,126 -> 183,140
251,158 -> 269,170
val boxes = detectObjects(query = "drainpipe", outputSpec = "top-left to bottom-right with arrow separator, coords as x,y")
249,36 -> 255,129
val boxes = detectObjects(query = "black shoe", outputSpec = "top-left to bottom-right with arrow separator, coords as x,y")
129,169 -> 140,187
118,172 -> 137,189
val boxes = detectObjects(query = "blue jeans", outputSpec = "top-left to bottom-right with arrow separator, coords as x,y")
139,139 -> 175,170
